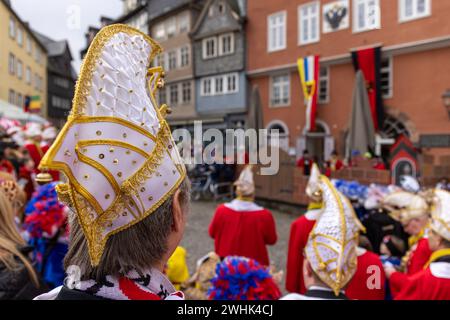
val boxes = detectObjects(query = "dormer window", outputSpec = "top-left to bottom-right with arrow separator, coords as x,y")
218,2 -> 226,14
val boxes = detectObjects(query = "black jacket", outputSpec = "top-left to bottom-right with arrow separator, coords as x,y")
0,251 -> 47,300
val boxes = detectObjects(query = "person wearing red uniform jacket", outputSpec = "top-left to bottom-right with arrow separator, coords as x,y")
209,165 -> 277,266
41,126 -> 59,181
282,176 -> 364,300
394,189 -> 450,300
286,164 -> 323,294
382,191 -> 432,297
23,124 -> 44,172
346,247 -> 386,300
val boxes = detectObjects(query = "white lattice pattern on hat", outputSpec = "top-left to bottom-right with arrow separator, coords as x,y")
86,32 -> 160,136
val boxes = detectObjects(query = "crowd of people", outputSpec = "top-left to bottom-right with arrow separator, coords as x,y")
296,149 -> 387,177
0,24 -> 449,301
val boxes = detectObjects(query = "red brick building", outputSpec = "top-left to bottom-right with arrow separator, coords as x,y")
247,0 -> 450,184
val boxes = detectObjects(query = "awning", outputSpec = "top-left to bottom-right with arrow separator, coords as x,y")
0,100 -> 47,124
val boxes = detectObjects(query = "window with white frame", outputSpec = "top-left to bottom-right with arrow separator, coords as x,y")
201,73 -> 239,96
179,13 -> 190,33
203,37 -> 217,59
17,94 -> 23,108
168,51 -> 177,70
9,16 -> 15,38
26,67 -> 31,84
154,23 -> 165,40
399,0 -> 431,22
159,87 -> 167,105
226,74 -> 238,93
271,74 -> 290,106
169,84 -> 179,105
54,77 -> 70,89
353,0 -> 380,33
35,48 -> 41,64
26,35 -> 32,54
166,18 -> 177,38
298,2 -> 320,45
268,11 -> 286,52
380,56 -> 393,98
219,33 -> 234,55
201,78 -> 213,96
9,53 -> 15,75
9,90 -> 15,105
17,28 -> 23,47
180,46 -> 190,67
34,73 -> 39,90
215,77 -> 224,94
17,60 -> 23,79
181,81 -> 191,104
318,67 -> 330,104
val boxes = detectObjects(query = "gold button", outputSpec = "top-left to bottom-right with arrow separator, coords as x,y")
144,142 -> 148,147
129,89 -> 134,93
96,131 -> 102,136
117,172 -> 123,178
148,196 -> 153,201
84,174 -> 89,180
132,160 -> 137,165
99,154 -> 105,159
123,133 -> 127,138
140,187 -> 146,193
105,194 -> 110,200
164,182 -> 168,187
125,150 -> 131,155
113,159 -> 119,165
122,212 -> 128,217
109,148 -> 114,153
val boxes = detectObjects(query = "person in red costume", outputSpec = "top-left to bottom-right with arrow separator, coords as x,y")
286,163 -> 323,294
394,190 -> 450,300
324,150 -> 344,177
382,191 -> 432,297
346,246 -> 386,300
41,126 -> 59,181
296,150 -> 312,176
209,165 -> 277,266
23,123 -> 44,172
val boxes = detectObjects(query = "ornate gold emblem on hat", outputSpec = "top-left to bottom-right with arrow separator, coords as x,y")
429,189 -> 450,241
39,25 -> 186,266
304,175 -> 365,296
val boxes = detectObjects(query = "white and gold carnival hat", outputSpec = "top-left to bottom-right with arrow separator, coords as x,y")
235,165 -> 255,198
39,25 -> 186,266
305,163 -> 323,202
381,191 -> 428,224
304,176 -> 364,296
429,189 -> 450,241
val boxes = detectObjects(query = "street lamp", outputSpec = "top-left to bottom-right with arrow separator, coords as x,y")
442,89 -> 450,119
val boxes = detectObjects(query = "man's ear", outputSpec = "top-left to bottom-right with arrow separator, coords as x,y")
171,189 -> 184,232
305,261 -> 314,277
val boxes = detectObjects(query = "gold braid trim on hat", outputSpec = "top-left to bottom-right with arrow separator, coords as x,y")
38,25 -> 186,266
306,176 -> 359,296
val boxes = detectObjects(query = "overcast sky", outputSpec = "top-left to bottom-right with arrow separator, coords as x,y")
11,0 -> 123,72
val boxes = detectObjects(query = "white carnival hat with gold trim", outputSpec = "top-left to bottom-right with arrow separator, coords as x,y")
304,175 -> 364,296
305,163 -> 323,202
39,24 -> 186,266
430,189 -> 450,241
381,191 -> 428,224
234,165 -> 255,198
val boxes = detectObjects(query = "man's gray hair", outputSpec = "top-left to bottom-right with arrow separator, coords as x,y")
64,178 -> 191,281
